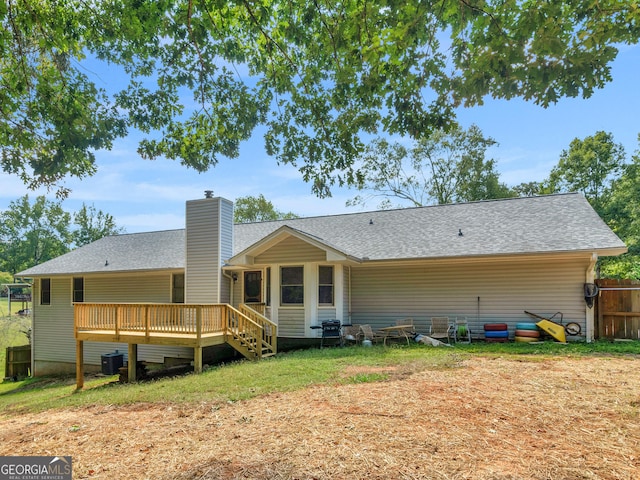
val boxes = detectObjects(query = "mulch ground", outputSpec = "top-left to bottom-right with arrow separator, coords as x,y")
1,355 -> 639,479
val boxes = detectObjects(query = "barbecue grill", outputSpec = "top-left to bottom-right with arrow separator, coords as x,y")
311,320 -> 343,348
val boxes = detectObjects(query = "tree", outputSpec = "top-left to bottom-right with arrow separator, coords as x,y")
348,125 -> 513,209
544,132 -> 640,279
545,131 -> 626,215
0,197 -> 124,274
600,139 -> 640,278
2,1 -> 639,197
0,271 -> 12,289
72,203 -> 125,247
234,195 -> 298,223
0,195 -> 71,275
511,182 -> 543,198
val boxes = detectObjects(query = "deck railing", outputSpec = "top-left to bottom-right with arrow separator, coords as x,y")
244,303 -> 266,315
75,303 -> 227,338
74,303 -> 277,359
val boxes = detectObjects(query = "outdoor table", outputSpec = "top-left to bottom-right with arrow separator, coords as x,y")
378,324 -> 415,345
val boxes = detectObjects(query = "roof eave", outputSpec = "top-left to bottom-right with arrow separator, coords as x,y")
16,266 -> 185,277
355,248 -> 627,266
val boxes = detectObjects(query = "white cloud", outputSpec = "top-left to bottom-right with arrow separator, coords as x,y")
116,212 -> 185,232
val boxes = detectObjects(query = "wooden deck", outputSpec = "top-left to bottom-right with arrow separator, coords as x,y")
74,303 -> 277,388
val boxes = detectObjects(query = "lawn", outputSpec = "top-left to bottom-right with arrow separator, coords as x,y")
0,300 -> 31,377
0,342 -> 639,479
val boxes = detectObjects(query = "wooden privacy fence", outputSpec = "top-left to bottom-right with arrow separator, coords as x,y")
595,279 -> 640,340
5,345 -> 31,379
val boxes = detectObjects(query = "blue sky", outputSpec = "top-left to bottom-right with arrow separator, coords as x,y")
1,44 -> 638,234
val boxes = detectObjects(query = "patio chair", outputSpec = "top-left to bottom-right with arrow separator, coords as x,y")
395,318 -> 415,329
429,317 -> 452,343
359,324 -> 385,344
342,325 -> 362,345
452,317 -> 471,344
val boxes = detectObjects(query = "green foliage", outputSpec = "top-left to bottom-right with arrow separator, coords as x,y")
0,196 -> 124,274
73,203 -> 125,247
348,124 -> 513,208
546,131 -> 626,215
511,181 -> 543,197
543,131 -> 639,278
0,1 -> 127,198
2,1 -> 639,197
0,195 -> 71,275
600,143 -> 640,278
234,194 -> 298,223
0,271 -> 12,287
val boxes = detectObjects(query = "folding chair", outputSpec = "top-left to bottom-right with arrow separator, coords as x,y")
342,325 -> 362,345
429,317 -> 452,343
359,324 -> 385,344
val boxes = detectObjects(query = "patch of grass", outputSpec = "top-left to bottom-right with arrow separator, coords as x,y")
457,339 -> 640,356
0,340 -> 638,417
0,310 -> 31,377
348,372 -> 389,383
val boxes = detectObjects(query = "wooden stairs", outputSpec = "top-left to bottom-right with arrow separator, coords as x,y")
226,304 -> 277,360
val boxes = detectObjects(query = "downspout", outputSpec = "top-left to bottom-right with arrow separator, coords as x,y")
585,253 -> 598,343
222,270 -> 235,306
347,266 -> 352,324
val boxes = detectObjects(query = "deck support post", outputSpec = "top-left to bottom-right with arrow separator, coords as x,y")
194,346 -> 203,374
128,343 -> 138,382
76,340 -> 84,390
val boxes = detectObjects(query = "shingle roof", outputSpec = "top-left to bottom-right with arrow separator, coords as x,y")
17,193 -> 626,277
233,193 -> 625,261
18,229 -> 185,276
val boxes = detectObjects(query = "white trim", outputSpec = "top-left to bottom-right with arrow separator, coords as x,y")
305,265 -> 316,332
585,253 -> 597,342
335,264 -> 344,323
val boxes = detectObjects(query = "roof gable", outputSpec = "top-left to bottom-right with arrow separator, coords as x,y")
229,225 -> 354,265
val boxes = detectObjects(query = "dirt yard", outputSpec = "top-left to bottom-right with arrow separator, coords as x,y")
1,355 -> 639,480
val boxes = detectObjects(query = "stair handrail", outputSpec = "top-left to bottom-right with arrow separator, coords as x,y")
239,303 -> 278,356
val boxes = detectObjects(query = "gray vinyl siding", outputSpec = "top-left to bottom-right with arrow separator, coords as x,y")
220,201 -> 234,303
185,197 -> 233,303
349,257 -> 589,339
318,308 -> 337,322
255,237 -> 326,264
32,277 -> 76,369
33,273 -> 192,373
277,308 -> 305,336
86,274 -> 171,303
85,273 -> 191,363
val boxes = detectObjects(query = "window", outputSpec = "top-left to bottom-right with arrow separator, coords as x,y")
244,271 -> 262,303
318,266 -> 334,305
73,277 -> 84,303
281,266 -> 303,305
172,274 -> 184,303
40,278 -> 51,305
